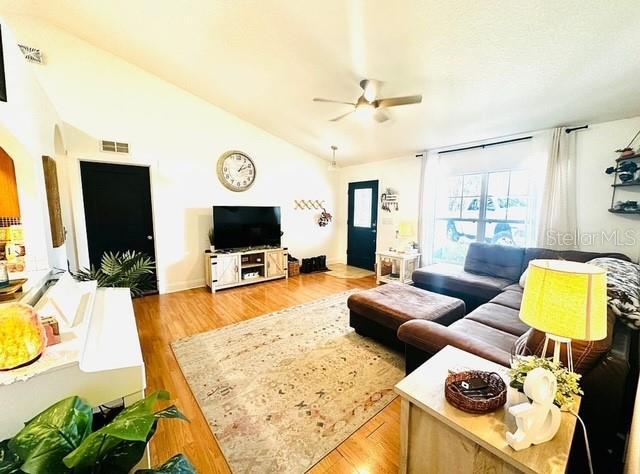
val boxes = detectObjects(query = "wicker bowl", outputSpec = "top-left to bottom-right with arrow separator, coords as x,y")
445,370 -> 507,414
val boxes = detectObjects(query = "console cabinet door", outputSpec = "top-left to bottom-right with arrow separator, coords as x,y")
266,251 -> 285,278
215,255 -> 240,286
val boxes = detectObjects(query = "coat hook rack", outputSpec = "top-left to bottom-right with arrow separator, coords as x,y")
294,199 -> 326,210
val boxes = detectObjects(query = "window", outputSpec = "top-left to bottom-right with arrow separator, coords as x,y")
353,188 -> 373,228
432,169 -> 531,264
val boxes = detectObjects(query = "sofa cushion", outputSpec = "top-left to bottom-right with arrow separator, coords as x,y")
463,242 -> 525,281
412,263 -> 514,302
489,289 -> 523,311
448,319 -> 519,357
521,247 -> 630,274
465,302 -> 529,336
397,319 -> 513,367
347,283 -> 465,331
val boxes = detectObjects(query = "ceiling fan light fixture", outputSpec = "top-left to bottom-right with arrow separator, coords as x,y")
354,102 -> 376,120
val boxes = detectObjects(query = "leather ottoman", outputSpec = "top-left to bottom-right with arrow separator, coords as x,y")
347,283 -> 466,351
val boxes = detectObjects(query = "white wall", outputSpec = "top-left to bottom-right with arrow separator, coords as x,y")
4,15 -> 340,293
0,18 -> 67,272
575,115 -> 640,261
336,155 -> 422,262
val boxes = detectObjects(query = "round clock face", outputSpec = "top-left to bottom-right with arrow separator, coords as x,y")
217,151 -> 256,192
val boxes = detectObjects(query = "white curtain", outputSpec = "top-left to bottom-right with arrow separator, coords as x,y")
536,128 -> 578,249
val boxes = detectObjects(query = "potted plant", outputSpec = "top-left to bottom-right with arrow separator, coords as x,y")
208,228 -> 215,252
509,356 -> 583,409
70,250 -> 156,297
0,390 -> 195,473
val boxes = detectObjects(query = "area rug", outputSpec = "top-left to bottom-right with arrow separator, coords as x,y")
171,291 -> 403,473
325,263 -> 375,279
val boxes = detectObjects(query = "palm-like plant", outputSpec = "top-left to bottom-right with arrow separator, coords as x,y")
72,251 -> 156,297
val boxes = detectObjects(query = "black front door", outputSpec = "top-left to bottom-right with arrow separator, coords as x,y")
347,180 -> 378,270
80,161 -> 157,290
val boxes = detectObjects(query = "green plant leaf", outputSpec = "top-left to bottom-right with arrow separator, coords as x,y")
153,406 -> 189,422
70,250 -> 156,297
135,454 -> 196,474
8,396 -> 92,474
0,439 -> 22,474
63,391 -> 185,473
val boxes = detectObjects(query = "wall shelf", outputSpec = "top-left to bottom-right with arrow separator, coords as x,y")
608,208 -> 640,214
611,182 -> 640,188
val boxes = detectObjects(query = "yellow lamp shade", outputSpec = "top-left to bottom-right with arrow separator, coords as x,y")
519,259 -> 607,341
398,222 -> 415,238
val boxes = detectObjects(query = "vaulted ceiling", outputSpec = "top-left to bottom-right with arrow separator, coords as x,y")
1,0 -> 640,165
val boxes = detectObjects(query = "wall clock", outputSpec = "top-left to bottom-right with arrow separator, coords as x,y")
216,150 -> 256,192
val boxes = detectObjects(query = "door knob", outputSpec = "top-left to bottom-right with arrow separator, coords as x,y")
147,235 -> 153,240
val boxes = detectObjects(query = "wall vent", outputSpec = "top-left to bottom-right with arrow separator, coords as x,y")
18,44 -> 44,64
100,140 -> 130,154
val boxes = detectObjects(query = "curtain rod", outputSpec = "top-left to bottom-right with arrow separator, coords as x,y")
565,125 -> 589,134
437,136 -> 532,155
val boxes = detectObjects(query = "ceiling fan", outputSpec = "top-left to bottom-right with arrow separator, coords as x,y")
313,79 -> 422,123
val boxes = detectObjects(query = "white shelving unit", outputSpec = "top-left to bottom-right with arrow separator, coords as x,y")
204,247 -> 288,292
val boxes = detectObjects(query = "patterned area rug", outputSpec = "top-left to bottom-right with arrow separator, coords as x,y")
171,291 -> 403,473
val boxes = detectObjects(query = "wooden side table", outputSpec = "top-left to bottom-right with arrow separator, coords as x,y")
375,251 -> 421,285
395,346 -> 580,474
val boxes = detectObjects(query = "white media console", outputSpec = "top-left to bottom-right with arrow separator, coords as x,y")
204,247 -> 288,292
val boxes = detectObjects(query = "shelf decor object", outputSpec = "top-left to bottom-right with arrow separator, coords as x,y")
519,259 -> 607,372
506,367 -> 562,451
607,128 -> 640,213
444,370 -> 506,414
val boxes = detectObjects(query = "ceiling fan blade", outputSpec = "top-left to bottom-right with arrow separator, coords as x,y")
373,109 -> 390,123
377,95 -> 422,108
329,110 -> 354,122
313,97 -> 356,106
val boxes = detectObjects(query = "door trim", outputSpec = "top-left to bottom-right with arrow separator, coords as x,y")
68,156 -> 161,290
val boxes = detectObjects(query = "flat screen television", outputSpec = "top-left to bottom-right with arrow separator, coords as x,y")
213,206 -> 281,250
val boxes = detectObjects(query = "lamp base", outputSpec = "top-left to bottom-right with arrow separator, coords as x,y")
542,333 -> 573,372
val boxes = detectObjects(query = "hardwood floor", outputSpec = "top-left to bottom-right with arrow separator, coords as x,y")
133,273 -> 400,473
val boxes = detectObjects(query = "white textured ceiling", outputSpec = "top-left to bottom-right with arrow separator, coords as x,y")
1,0 -> 640,165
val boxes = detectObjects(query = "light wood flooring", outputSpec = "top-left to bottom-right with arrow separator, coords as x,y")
133,273 -> 400,473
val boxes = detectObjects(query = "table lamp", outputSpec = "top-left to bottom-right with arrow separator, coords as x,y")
519,259 -> 607,371
396,221 -> 417,253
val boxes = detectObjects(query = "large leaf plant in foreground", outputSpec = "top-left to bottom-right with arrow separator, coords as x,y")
0,391 -> 194,474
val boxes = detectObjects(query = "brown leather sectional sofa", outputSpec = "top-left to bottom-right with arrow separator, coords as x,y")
352,242 -> 638,471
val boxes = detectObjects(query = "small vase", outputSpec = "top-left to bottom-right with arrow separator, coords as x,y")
209,245 -> 215,253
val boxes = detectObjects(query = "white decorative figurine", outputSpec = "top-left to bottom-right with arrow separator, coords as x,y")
506,367 -> 561,451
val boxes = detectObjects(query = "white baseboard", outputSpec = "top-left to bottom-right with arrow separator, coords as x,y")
161,278 -> 206,294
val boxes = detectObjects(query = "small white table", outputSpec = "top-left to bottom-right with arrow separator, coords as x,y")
395,346 -> 579,474
375,251 -> 421,285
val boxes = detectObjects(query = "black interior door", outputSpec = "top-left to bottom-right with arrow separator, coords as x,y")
80,161 -> 157,290
347,180 -> 378,270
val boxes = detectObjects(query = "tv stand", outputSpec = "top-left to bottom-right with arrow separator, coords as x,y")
204,247 -> 288,292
